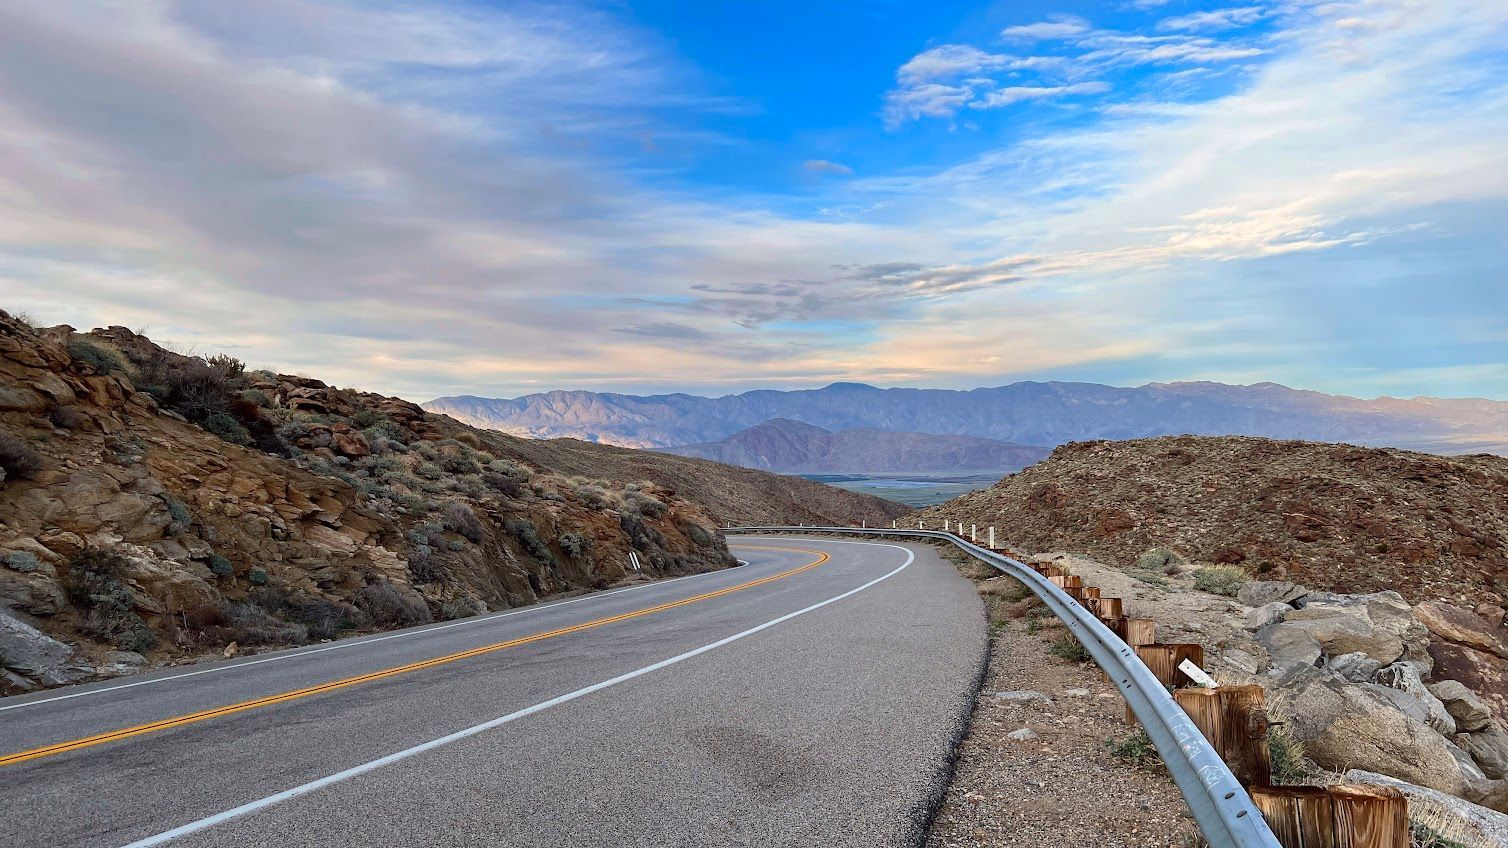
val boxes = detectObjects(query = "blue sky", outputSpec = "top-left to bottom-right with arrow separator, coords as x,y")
0,0 -> 1504,401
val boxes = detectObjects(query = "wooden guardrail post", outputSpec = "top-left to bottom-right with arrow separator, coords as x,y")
1124,618 -> 1156,647
1250,785 -> 1407,848
1097,597 -> 1123,620
1136,644 -> 1205,687
1173,685 -> 1272,787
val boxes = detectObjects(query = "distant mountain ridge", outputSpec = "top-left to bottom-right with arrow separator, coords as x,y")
658,418 -> 1049,473
424,380 -> 1508,455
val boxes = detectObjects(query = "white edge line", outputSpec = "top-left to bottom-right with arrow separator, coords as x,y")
1,549 -> 775,714
117,542 -> 914,848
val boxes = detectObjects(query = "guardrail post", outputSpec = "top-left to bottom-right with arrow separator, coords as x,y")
1250,785 -> 1406,848
1174,685 -> 1272,787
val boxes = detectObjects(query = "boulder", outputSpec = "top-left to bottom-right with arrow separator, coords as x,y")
1466,779 -> 1508,816
1460,723 -> 1508,780
1326,652 -> 1383,683
1282,607 -> 1403,663
1373,662 -> 1455,734
0,609 -> 89,686
1343,769 -> 1508,841
1266,664 -> 1464,794
1238,580 -> 1307,607
1448,738 -> 1489,782
1246,601 -> 1290,630
1417,601 -> 1508,659
1430,644 -> 1508,724
1432,680 -> 1495,732
1256,622 -> 1322,669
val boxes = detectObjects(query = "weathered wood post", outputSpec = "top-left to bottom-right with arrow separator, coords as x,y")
1250,785 -> 1407,848
1124,618 -> 1156,647
1097,597 -> 1124,620
1173,685 -> 1272,787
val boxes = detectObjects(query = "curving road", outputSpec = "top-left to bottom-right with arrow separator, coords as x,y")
0,536 -> 986,848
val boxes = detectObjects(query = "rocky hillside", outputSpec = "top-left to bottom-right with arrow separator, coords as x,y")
658,418 -> 1047,473
0,312 -> 886,693
919,436 -> 1508,605
425,380 -> 1508,454
488,434 -> 908,528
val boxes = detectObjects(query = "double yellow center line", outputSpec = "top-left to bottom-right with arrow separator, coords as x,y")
0,545 -> 828,768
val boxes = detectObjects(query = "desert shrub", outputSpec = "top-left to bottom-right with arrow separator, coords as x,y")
440,500 -> 485,540
685,524 -> 715,547
1136,546 -> 1188,575
49,405 -> 90,430
439,453 -> 480,475
207,554 -> 234,578
220,601 -> 307,645
1106,730 -> 1159,766
1127,568 -> 1170,588
248,567 -> 268,586
481,472 -> 524,498
355,581 -> 432,628
622,491 -> 668,518
276,421 -> 313,443
407,546 -> 446,585
1193,565 -> 1248,597
3,551 -> 41,572
241,388 -> 270,407
506,518 -> 555,564
1409,822 -> 1470,848
417,462 -> 445,480
65,549 -> 156,652
165,498 -> 192,534
361,455 -> 404,477
284,595 -> 356,640
439,598 -> 484,621
559,532 -> 590,559
575,485 -> 617,511
1048,632 -> 1091,663
204,412 -> 252,446
0,429 -> 43,483
487,459 -> 531,481
66,336 -> 127,375
1268,724 -> 1310,785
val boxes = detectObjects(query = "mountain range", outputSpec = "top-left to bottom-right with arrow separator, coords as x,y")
424,381 -> 1508,456
658,418 -> 1048,473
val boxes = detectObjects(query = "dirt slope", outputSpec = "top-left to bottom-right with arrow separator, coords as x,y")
918,435 -> 1508,605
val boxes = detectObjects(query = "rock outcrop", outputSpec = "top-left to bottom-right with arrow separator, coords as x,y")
0,311 -> 741,692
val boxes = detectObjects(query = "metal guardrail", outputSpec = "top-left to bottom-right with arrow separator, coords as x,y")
726,526 -> 1281,848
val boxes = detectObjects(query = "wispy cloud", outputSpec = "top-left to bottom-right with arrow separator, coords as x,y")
1000,15 -> 1091,41
804,159 -> 854,175
1,0 -> 1504,400
1158,6 -> 1268,32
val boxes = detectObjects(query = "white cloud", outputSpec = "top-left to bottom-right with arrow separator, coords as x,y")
896,45 -> 1056,84
972,81 -> 1111,109
1000,16 -> 1091,41
1158,7 -> 1268,32
804,159 -> 854,175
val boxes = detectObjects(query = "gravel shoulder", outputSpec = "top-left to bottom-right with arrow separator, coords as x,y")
926,551 -> 1199,848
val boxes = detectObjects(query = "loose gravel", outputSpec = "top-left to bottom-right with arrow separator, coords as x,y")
926,556 -> 1201,848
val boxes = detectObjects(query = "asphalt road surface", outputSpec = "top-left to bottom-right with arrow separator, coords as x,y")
0,536 -> 987,848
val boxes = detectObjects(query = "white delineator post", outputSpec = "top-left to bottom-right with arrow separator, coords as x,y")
943,519 -> 949,532
892,519 -> 897,529
971,524 -> 977,542
988,526 -> 995,549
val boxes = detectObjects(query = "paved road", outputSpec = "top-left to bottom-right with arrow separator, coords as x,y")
0,536 -> 986,848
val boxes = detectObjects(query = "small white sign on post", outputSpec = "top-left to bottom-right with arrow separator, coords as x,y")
988,527 -> 995,549
971,524 -> 977,542
1179,659 -> 1217,689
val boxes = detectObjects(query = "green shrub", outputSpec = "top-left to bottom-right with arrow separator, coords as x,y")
355,581 -> 432,627
487,459 -> 531,481
64,549 -> 157,652
208,554 -> 234,578
1193,565 -> 1249,597
506,518 -> 555,564
219,600 -> 307,645
1409,822 -> 1471,848
1268,724 -> 1310,785
441,502 -> 485,543
248,567 -> 269,586
0,429 -> 42,483
205,412 -> 252,446
559,532 -> 590,558
1048,632 -> 1091,662
1127,568 -> 1170,588
686,523 -> 715,547
1106,730 -> 1159,766
623,491 -> 668,518
1136,546 -> 1188,575
416,462 -> 444,480
66,336 -> 128,375
166,498 -> 192,534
